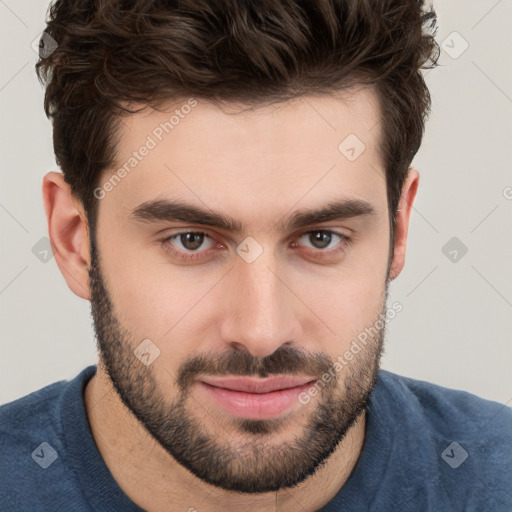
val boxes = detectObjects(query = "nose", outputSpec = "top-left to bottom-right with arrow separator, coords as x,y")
219,252 -> 302,358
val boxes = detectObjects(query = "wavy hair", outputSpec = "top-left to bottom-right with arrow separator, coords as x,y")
36,0 -> 439,244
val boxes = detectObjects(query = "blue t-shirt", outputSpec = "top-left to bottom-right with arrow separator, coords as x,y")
1,365 -> 511,511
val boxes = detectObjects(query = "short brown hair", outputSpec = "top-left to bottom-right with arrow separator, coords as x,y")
36,0 -> 439,246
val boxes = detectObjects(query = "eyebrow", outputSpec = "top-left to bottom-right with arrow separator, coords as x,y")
130,197 -> 376,233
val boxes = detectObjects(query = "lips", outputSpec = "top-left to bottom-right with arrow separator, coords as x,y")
195,375 -> 317,420
199,376 -> 316,394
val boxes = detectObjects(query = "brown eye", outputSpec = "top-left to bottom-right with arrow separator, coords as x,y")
297,230 -> 348,251
175,232 -> 207,251
161,231 -> 217,261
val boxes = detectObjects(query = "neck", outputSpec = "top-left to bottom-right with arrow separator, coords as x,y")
85,365 -> 366,512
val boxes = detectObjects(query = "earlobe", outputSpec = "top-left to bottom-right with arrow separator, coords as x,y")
42,171 -> 92,300
388,167 -> 420,281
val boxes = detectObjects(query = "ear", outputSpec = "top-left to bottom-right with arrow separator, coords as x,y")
42,171 -> 92,300
388,167 -> 419,281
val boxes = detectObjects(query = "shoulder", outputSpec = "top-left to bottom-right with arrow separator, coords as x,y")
0,377 -> 68,442
377,370 -> 512,438
376,370 -> 512,510
0,367 -> 96,511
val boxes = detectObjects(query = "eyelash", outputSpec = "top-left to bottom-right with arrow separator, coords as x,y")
159,229 -> 351,262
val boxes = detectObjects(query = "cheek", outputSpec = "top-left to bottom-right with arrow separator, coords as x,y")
97,206 -> 389,357
304,228 -> 389,351
95,223 -> 170,335
97,226 -> 221,352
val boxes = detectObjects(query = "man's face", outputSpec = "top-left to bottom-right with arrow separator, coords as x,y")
89,89 -> 391,493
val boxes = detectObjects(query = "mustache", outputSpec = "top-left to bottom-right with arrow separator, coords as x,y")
88,248 -> 341,394
176,345 -> 336,391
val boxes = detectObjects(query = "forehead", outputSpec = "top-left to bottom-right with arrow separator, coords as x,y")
99,88 -> 387,227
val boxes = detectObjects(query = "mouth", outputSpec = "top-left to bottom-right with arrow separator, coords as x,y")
195,376 -> 317,420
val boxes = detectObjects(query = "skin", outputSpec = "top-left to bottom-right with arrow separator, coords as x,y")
42,87 -> 418,511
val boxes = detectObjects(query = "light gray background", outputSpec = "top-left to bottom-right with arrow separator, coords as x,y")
1,1 -> 511,405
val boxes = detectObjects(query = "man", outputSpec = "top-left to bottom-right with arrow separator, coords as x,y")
1,0 -> 511,510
